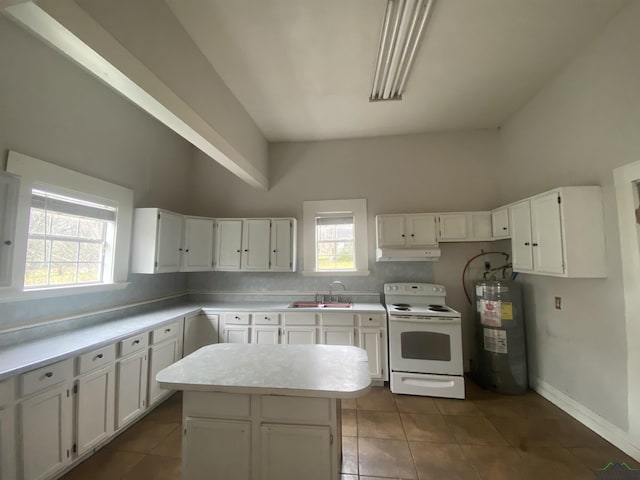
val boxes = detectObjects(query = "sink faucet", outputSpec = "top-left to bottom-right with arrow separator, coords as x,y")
328,281 -> 346,303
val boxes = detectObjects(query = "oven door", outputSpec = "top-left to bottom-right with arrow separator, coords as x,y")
388,315 -> 463,375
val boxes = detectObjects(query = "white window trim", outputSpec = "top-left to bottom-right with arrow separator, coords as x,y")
302,198 -> 369,276
4,151 -> 133,297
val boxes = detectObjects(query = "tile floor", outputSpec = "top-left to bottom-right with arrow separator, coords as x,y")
61,379 -> 638,479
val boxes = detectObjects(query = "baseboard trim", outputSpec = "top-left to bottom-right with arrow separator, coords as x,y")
531,377 -> 640,461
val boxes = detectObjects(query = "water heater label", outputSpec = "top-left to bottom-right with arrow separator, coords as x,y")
483,328 -> 508,354
501,302 -> 513,320
479,299 -> 502,326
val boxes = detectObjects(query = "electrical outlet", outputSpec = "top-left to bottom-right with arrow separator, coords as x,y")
484,261 -> 491,270
555,296 -> 562,310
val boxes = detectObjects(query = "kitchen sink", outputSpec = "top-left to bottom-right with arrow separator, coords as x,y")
288,301 -> 353,308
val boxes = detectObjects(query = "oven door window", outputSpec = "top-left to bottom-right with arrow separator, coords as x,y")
400,331 -> 451,361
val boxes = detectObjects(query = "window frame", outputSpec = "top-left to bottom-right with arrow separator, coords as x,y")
302,199 -> 369,276
4,151 -> 133,298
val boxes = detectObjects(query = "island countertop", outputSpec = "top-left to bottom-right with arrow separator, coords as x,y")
156,343 -> 372,399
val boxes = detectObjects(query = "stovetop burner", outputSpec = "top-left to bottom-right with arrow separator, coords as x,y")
392,303 -> 411,308
393,306 -> 411,311
428,304 -> 450,312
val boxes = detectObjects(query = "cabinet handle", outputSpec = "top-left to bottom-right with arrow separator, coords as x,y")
401,234 -> 405,237
244,249 -> 248,252
502,227 -> 508,230
3,240 -> 11,246
44,372 -> 53,378
95,354 -> 104,360
165,328 -> 171,333
524,242 -> 530,246
236,249 -> 241,253
411,234 -> 415,237
185,249 -> 189,252
179,248 -> 183,251
273,250 -> 277,253
133,340 -> 140,345
532,243 -> 539,247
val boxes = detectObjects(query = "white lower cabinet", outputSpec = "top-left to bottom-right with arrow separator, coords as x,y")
283,327 -> 317,345
321,327 -> 355,346
0,405 -> 16,480
221,325 -> 251,344
75,365 -> 115,456
261,424 -> 332,480
183,313 -> 218,356
148,338 -> 180,406
358,329 -> 384,380
115,350 -> 148,429
183,417 -> 251,480
252,326 -> 280,344
19,383 -> 73,480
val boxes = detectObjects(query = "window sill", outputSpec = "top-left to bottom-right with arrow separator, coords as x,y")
302,270 -> 371,277
0,282 -> 130,303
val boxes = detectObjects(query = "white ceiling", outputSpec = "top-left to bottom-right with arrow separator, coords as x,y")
166,0 -> 626,142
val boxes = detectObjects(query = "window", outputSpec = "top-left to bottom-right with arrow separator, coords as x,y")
5,151 -> 133,295
303,199 -> 369,276
24,189 -> 116,288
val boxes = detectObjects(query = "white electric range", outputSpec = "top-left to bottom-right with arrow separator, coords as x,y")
384,283 -> 465,399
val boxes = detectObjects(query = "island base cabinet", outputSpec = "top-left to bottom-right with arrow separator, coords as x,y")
261,424 -> 332,480
183,417 -> 251,480
115,351 -> 148,429
76,366 -> 115,456
19,384 -> 72,480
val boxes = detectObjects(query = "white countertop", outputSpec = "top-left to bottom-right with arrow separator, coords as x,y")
156,343 -> 372,398
199,301 -> 385,313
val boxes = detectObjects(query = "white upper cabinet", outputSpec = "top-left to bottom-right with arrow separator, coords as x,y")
491,207 -> 510,239
438,212 -> 492,242
0,173 -> 20,287
215,218 -> 297,272
510,187 -> 606,277
376,214 -> 437,247
241,219 -> 271,270
182,216 -> 215,272
131,208 -> 184,274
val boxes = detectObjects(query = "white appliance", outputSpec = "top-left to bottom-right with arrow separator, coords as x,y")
385,283 -> 465,399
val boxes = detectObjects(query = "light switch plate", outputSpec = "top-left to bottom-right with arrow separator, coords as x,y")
555,296 -> 562,310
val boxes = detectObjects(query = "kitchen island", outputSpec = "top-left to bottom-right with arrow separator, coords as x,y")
156,343 -> 371,480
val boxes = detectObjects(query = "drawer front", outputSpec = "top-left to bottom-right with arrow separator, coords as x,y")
184,391 -> 251,418
223,313 -> 250,325
21,358 -> 73,397
321,313 -> 356,326
152,321 -> 181,344
253,312 -> 280,325
283,312 -> 318,326
358,314 -> 386,327
261,396 -> 331,423
77,344 -> 116,375
119,332 -> 150,357
0,376 -> 16,406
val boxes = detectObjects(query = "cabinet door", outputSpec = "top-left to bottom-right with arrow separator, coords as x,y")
510,201 -> 534,272
183,417 -> 251,480
155,211 -> 183,273
0,406 -> 16,480
182,217 -> 214,272
20,384 -> 72,480
148,339 -> 179,406
115,351 -> 148,429
215,220 -> 243,270
270,219 -> 294,271
76,365 -> 115,456
321,327 -> 355,346
283,327 -> 317,345
491,208 -> 510,238
183,314 -> 218,356
0,173 -> 19,287
531,191 -> 565,275
252,327 -> 280,344
220,326 -> 250,344
358,329 -> 384,380
438,214 -> 467,240
241,219 -> 271,270
406,214 -> 437,246
376,215 -> 406,247
261,424 -> 332,480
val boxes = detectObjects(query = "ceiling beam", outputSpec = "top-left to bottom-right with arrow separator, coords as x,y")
3,0 -> 269,190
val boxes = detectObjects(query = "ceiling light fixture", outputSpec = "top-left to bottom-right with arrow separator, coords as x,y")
370,0 -> 436,102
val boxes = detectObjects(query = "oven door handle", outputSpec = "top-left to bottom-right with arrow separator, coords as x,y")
389,316 -> 460,324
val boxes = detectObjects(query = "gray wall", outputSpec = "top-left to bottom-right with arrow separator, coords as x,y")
0,16 -> 193,330
495,1 -> 640,430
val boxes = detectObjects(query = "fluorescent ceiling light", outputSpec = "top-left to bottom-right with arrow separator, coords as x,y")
370,0 -> 436,102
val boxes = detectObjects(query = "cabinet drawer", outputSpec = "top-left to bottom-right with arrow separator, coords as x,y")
283,312 -> 318,326
321,313 -> 355,326
119,332 -> 149,357
152,321 -> 181,344
184,391 -> 251,418
20,358 -> 73,397
77,344 -> 116,375
261,396 -> 331,423
0,376 -> 16,406
223,313 -> 250,325
357,314 -> 386,327
253,313 -> 280,325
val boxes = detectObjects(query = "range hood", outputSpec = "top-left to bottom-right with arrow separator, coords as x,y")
376,247 -> 441,262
